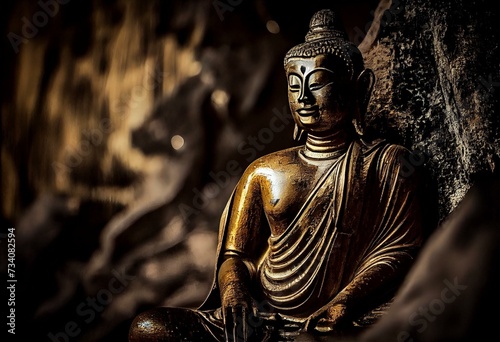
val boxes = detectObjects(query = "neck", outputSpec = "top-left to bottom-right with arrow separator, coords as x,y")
302,130 -> 350,160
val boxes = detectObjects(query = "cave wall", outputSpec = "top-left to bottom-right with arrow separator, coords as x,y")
356,1 -> 500,339
364,0 -> 500,221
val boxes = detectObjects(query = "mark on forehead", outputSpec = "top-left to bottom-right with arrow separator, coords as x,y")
300,66 -> 306,74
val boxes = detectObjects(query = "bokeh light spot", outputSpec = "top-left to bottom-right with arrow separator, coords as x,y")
171,135 -> 185,150
266,20 -> 280,34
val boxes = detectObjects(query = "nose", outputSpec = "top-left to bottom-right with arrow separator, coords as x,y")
298,85 -> 313,104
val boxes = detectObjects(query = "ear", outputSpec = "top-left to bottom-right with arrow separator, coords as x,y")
356,68 -> 375,114
352,69 -> 375,137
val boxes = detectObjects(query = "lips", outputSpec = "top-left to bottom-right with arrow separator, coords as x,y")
297,106 -> 319,117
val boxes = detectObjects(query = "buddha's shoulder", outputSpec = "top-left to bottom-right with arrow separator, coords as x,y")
359,138 -> 411,160
259,145 -> 302,161
358,139 -> 418,180
242,146 -> 303,174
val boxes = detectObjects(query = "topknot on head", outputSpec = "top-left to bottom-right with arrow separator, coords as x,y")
284,9 -> 364,79
305,9 -> 348,42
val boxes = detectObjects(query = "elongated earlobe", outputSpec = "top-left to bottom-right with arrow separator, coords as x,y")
357,69 -> 375,111
353,69 -> 375,137
352,115 -> 365,136
293,124 -> 305,141
357,69 -> 375,106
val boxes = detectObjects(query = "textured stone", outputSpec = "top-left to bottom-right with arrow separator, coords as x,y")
364,0 -> 500,221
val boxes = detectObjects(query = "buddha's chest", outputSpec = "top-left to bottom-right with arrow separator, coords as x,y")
260,162 -> 334,236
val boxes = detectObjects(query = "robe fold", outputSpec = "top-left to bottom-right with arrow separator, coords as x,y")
197,138 -> 422,332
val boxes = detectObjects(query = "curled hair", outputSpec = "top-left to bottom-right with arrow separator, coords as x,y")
284,9 -> 365,79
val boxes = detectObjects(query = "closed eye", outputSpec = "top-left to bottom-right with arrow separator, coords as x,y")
309,81 -> 333,91
309,83 -> 322,90
288,74 -> 301,92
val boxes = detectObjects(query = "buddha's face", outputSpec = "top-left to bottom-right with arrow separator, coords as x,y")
285,54 -> 352,135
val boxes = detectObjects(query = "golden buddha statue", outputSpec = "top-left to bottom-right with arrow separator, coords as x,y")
129,8 -> 423,342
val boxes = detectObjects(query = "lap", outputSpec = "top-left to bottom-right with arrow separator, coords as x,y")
128,306 -> 293,341
128,305 -> 370,341
129,307 -> 222,341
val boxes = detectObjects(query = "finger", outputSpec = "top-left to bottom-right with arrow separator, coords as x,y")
241,306 -> 248,341
232,306 -> 239,342
314,318 -> 334,333
303,317 -> 310,332
224,306 -> 234,341
233,305 -> 250,342
304,316 -> 319,333
246,306 -> 262,335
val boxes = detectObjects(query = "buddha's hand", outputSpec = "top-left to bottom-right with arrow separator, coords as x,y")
222,294 -> 256,342
219,257 -> 256,341
305,303 -> 348,333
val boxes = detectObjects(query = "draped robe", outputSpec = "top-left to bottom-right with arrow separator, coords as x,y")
197,138 -> 422,335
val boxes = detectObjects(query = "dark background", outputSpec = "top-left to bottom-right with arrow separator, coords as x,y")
1,0 -> 499,341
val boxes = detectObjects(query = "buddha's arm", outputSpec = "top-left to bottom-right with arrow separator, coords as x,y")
312,252 -> 417,332
217,163 -> 266,339
222,163 -> 266,268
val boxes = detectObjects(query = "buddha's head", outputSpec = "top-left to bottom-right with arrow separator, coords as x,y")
284,9 -> 374,139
